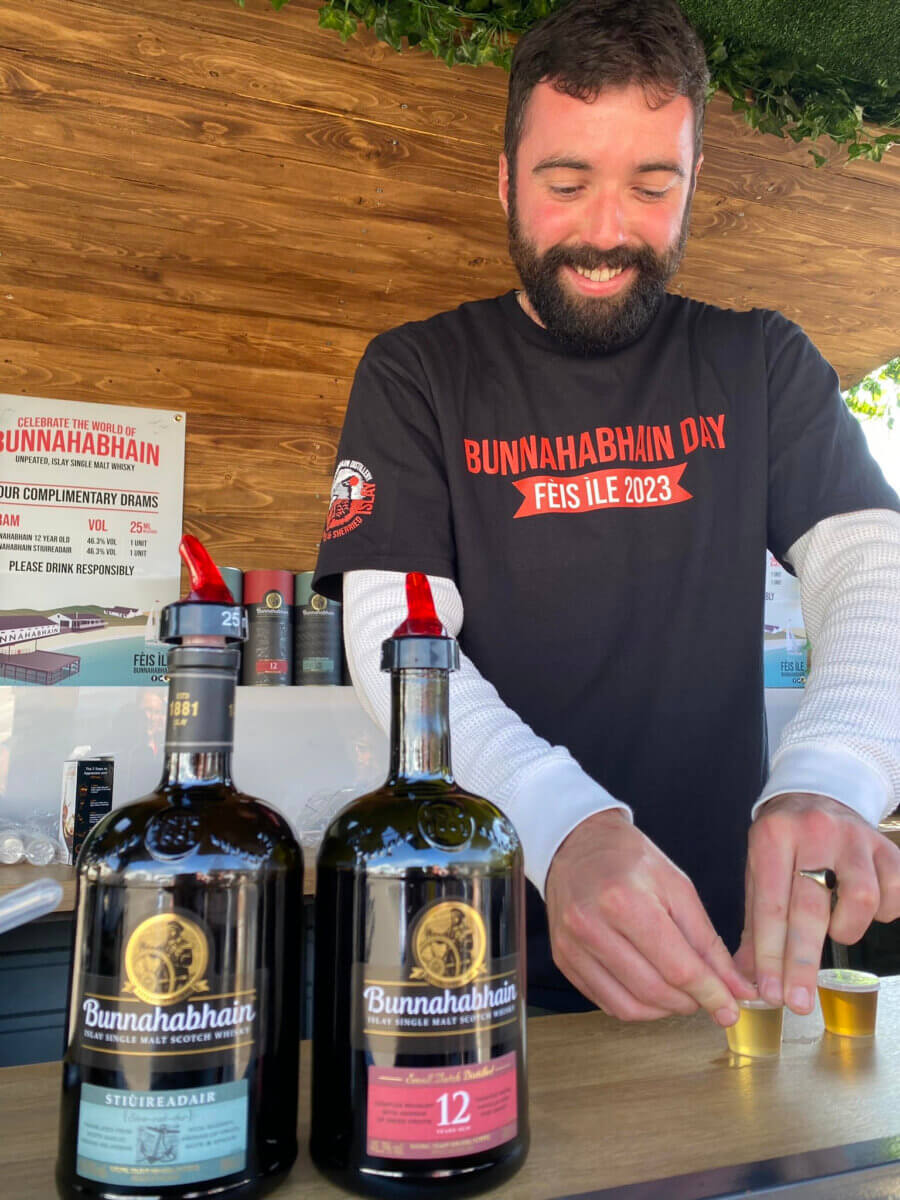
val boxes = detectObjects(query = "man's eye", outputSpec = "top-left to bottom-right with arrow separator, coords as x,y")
636,188 -> 667,200
550,185 -> 581,197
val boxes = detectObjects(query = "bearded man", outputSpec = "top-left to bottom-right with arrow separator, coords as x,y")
314,0 -> 900,1024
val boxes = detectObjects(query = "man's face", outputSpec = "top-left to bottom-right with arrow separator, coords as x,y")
499,82 -> 701,353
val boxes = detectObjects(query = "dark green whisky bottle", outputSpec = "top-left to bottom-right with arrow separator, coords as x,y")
56,536 -> 303,1199
310,573 -> 528,1198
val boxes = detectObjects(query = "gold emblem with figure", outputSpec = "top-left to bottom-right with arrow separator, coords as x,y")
124,913 -> 210,1005
411,901 -> 486,988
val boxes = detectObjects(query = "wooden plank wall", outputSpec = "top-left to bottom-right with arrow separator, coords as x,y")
0,0 -> 897,573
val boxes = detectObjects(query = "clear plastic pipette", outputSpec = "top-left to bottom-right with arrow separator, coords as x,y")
0,879 -> 65,935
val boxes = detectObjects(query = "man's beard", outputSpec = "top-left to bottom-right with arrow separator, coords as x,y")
507,190 -> 692,354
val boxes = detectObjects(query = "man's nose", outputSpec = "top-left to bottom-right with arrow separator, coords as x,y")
579,190 -> 628,248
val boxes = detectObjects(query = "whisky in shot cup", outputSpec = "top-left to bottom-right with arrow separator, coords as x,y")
725,999 -> 784,1058
817,969 -> 879,1038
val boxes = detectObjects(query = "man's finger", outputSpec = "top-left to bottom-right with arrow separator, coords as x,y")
732,937 -> 754,980
695,926 -> 757,1001
554,939 -> 681,1022
667,875 -> 757,1000
828,849 -> 882,946
782,870 -> 833,1013
872,837 -> 900,924
733,868 -> 756,980
622,896 -> 742,1025
553,900 -> 701,1015
749,819 -> 796,1007
586,923 -> 701,1016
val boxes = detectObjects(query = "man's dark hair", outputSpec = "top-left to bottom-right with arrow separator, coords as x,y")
504,0 -> 710,172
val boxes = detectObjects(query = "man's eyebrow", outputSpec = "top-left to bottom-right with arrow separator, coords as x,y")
531,157 -> 687,178
635,161 -> 686,178
532,156 -> 592,173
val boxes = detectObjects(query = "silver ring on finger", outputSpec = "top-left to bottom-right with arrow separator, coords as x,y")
796,867 -> 837,892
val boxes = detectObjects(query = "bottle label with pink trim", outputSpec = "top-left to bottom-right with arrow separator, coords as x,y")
366,1052 -> 518,1159
353,882 -> 525,1162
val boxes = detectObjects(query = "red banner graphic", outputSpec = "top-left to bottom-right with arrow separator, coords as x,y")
512,464 -> 691,518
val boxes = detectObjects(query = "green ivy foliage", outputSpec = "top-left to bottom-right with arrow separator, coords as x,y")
238,0 -> 897,164
844,358 -> 900,429
700,33 -> 897,166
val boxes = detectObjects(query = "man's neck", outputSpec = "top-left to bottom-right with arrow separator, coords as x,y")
516,289 -> 544,327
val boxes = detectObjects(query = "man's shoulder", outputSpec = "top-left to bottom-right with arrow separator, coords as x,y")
664,292 -> 779,332
366,294 -> 513,358
664,293 -> 807,347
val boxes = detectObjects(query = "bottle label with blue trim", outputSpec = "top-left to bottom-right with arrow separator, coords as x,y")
76,1080 -> 248,1186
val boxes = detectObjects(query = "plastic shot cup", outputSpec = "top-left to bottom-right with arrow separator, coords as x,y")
725,998 -> 784,1058
0,829 -> 25,865
24,833 -> 58,867
817,969 -> 880,1038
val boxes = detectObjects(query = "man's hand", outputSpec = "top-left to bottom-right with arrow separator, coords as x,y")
736,793 -> 900,1015
545,810 -> 756,1025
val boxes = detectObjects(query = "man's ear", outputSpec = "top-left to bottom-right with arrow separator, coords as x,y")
693,152 -> 704,186
498,153 -> 510,217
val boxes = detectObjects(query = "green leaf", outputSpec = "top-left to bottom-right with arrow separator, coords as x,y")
318,4 -> 359,38
373,11 -> 404,49
272,2 -> 900,164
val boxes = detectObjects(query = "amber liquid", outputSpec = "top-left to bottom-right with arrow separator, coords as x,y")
725,1003 -> 783,1057
819,986 -> 878,1037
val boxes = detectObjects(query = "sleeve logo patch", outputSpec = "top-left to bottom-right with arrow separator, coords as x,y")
323,459 -> 376,541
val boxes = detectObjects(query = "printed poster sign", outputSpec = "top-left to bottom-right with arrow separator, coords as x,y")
763,551 -> 808,689
0,395 -> 185,685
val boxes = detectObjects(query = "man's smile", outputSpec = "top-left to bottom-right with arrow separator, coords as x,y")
564,263 -> 634,296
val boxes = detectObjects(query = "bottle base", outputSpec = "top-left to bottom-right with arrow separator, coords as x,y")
310,1140 -> 528,1200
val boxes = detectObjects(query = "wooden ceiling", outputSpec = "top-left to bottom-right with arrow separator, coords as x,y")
0,0 -> 896,569
681,100 -> 899,388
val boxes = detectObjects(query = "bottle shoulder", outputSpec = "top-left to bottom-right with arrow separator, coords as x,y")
318,781 -> 521,875
78,785 -> 302,882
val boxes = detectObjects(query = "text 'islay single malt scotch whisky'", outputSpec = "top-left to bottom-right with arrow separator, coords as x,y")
56,535 -> 303,1200
310,573 -> 528,1198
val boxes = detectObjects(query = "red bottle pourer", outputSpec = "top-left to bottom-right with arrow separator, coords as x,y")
158,535 -> 248,646
181,533 -> 235,604
381,573 -> 459,671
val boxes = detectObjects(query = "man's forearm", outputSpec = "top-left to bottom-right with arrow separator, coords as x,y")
754,508 -> 900,825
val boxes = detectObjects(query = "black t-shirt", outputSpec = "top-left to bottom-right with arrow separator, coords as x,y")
315,291 -> 899,1009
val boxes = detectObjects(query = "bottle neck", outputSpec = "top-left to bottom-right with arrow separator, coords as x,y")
387,669 -> 454,786
160,750 -> 233,789
160,648 -> 237,790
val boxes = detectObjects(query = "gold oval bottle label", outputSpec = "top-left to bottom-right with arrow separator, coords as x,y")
411,901 -> 486,988
123,913 -> 209,1006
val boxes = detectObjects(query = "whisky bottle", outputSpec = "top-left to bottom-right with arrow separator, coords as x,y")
310,573 -> 528,1198
56,535 -> 303,1199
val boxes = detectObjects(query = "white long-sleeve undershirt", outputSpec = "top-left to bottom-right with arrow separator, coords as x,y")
754,508 -> 900,823
343,508 -> 900,895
